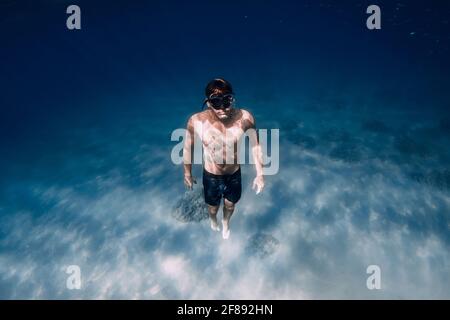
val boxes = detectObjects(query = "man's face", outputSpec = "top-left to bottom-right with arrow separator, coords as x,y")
210,103 -> 233,120
207,91 -> 234,120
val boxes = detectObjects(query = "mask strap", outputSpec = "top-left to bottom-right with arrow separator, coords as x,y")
202,98 -> 208,110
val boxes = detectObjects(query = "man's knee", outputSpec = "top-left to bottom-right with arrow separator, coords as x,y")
207,204 -> 219,214
223,198 -> 235,211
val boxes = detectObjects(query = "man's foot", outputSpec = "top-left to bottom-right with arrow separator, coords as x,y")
222,220 -> 230,239
210,218 -> 220,232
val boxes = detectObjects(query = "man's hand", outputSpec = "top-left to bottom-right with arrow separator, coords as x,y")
252,175 -> 264,194
184,175 -> 197,190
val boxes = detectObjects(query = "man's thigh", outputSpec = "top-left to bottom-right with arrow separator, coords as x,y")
203,174 -> 223,206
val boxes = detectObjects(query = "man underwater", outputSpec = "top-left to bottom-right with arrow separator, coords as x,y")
183,78 -> 265,239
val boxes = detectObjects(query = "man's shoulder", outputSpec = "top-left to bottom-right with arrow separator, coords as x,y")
188,110 -> 210,122
237,108 -> 255,128
238,108 -> 254,119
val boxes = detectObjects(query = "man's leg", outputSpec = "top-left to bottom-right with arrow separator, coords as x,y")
207,204 -> 220,232
222,198 -> 235,239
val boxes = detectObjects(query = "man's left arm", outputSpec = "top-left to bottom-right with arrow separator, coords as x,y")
244,111 -> 265,194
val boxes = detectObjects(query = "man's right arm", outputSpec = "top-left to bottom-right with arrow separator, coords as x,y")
183,116 -> 196,189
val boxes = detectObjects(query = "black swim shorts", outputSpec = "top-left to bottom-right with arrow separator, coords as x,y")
202,167 -> 242,206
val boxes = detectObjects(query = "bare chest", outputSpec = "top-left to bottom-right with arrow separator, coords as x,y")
194,121 -> 245,147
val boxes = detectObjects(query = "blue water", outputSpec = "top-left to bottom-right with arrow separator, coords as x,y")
0,0 -> 449,299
